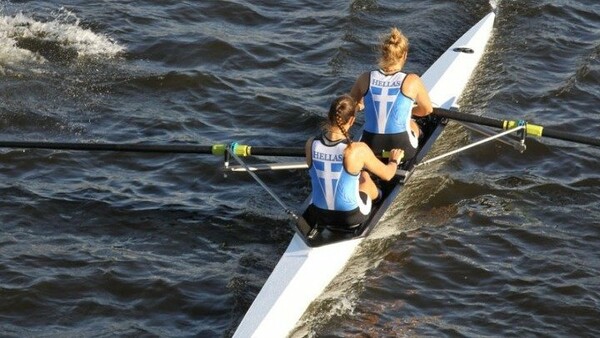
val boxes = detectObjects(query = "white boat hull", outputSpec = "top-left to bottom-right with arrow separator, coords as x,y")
423,12 -> 496,109
234,10 -> 496,338
233,234 -> 360,337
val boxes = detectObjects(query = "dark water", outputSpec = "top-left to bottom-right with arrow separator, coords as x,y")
1,0 -> 599,337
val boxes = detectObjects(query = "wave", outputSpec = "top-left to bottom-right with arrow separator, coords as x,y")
0,8 -> 125,73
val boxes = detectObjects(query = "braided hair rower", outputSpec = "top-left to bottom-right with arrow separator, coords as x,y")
304,94 -> 404,229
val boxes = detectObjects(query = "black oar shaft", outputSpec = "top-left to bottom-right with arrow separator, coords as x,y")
433,108 -> 600,147
539,129 -> 600,147
433,108 -> 504,129
248,147 -> 305,157
0,141 -> 214,154
0,141 -> 306,156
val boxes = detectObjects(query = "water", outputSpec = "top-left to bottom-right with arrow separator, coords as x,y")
1,0 -> 599,337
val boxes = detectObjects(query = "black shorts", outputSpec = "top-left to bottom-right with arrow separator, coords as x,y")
304,192 -> 371,229
361,130 -> 418,162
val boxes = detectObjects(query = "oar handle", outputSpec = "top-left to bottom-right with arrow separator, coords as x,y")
244,146 -> 305,157
381,150 -> 405,161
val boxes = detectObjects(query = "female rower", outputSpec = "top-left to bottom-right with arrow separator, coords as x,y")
304,94 -> 403,229
350,27 -> 433,163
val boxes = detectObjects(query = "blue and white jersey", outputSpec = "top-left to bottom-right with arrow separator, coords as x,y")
308,136 -> 361,212
363,70 -> 414,134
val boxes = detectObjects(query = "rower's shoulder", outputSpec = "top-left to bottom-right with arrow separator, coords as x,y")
402,73 -> 426,93
305,137 -> 316,153
347,141 -> 375,157
404,72 -> 423,82
355,70 -> 373,82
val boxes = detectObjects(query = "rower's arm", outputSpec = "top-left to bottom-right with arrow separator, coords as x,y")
407,74 -> 433,117
350,72 -> 370,111
350,143 -> 403,181
304,137 -> 314,166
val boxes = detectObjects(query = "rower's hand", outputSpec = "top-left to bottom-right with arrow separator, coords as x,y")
389,148 -> 404,164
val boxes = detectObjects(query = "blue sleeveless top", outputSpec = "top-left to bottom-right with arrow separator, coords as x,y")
308,136 -> 361,211
363,70 -> 414,134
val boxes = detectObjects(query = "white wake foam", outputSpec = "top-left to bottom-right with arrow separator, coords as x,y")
0,7 -> 125,71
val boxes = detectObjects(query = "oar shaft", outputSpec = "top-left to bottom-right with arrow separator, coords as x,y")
0,141 -> 306,156
539,129 -> 600,147
249,147 -> 305,157
433,108 -> 600,147
433,108 -> 504,129
0,141 -> 214,154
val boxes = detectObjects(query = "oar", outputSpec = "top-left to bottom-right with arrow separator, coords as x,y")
433,107 -> 600,147
0,141 -> 305,157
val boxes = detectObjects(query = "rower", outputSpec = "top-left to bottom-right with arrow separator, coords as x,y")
350,27 -> 433,164
303,94 -> 403,231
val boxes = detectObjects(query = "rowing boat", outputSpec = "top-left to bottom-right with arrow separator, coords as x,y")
233,9 -> 496,338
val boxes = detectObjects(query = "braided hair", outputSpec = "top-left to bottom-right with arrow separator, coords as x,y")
327,94 -> 357,144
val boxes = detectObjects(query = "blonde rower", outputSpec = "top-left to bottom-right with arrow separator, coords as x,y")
350,27 -> 433,163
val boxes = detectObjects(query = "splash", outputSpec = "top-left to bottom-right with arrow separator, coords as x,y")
489,0 -> 499,11
0,7 -> 125,72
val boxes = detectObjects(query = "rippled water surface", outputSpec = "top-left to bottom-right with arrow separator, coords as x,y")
1,0 -> 599,337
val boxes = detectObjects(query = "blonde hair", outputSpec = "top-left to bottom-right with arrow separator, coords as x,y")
378,27 -> 409,71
